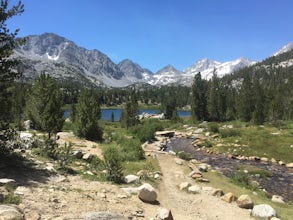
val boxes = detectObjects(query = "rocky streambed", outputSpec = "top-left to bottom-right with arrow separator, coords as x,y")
166,137 -> 293,202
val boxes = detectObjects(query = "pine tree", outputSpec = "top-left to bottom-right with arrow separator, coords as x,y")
237,74 -> 254,122
191,72 -> 208,121
252,79 -> 265,124
0,0 -> 25,129
207,70 -> 220,121
26,74 -> 64,138
74,89 -> 103,141
123,94 -> 139,128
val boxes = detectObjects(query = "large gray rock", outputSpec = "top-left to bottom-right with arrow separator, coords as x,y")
138,183 -> 157,203
252,204 -> 277,219
83,211 -> 124,220
0,205 -> 24,220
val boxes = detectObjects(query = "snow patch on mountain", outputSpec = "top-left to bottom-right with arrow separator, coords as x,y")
273,42 -> 293,56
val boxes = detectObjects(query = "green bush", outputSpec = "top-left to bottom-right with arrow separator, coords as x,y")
112,134 -> 144,161
177,151 -> 192,161
133,119 -> 163,143
230,171 -> 257,190
103,145 -> 124,184
208,123 -> 219,133
219,129 -> 242,138
56,142 -> 73,168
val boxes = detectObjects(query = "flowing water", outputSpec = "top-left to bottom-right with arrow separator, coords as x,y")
167,137 -> 293,202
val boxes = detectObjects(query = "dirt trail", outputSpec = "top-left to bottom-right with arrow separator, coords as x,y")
156,153 -> 251,220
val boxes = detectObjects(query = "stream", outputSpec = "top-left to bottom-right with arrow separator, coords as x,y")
166,137 -> 293,202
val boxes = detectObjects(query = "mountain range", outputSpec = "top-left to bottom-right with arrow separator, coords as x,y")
14,33 -> 293,87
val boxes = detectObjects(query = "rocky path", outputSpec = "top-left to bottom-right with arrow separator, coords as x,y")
157,153 -> 251,220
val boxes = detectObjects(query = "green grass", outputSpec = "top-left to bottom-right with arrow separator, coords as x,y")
203,171 -> 293,220
210,121 -> 293,163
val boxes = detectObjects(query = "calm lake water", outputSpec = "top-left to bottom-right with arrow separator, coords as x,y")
64,109 -> 191,121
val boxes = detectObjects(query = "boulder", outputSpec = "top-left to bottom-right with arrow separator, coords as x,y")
83,211 -> 124,220
157,208 -> 174,220
252,204 -> 277,219
211,189 -> 224,197
221,192 -> 236,203
124,175 -> 140,184
188,185 -> 201,194
271,195 -> 285,204
138,183 -> 157,203
236,195 -> 254,209
0,205 -> 24,220
178,182 -> 191,191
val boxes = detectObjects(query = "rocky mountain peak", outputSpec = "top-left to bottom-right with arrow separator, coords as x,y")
273,42 -> 293,56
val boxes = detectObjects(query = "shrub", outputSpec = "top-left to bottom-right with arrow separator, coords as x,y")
133,119 -> 163,143
56,142 -> 73,168
112,134 -> 144,161
219,129 -> 242,138
177,151 -> 192,161
103,145 -> 124,184
230,171 -> 257,190
208,123 -> 219,133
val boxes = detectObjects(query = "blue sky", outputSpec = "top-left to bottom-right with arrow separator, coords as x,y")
8,0 -> 293,72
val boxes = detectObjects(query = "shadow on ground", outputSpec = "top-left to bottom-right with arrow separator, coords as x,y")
0,150 -> 50,186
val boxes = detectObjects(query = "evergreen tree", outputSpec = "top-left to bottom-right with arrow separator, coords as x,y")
74,89 -> 103,141
237,74 -> 254,122
0,0 -> 25,129
191,72 -> 208,121
120,94 -> 139,128
207,71 -> 220,121
252,79 -> 265,124
26,74 -> 64,138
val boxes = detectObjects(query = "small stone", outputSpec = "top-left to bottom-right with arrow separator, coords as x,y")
286,162 -> 293,168
174,158 -> 184,165
252,204 -> 276,219
73,150 -> 83,159
178,182 -> 191,191
124,175 -> 140,184
14,186 -> 32,196
191,173 -> 202,179
236,195 -> 254,209
157,207 -> 174,220
154,173 -> 160,179
188,185 -> 201,194
212,189 -> 224,197
271,195 -> 285,204
278,160 -> 285,165
196,178 -> 209,183
121,187 -> 139,195
221,192 -> 236,203
82,153 -> 93,161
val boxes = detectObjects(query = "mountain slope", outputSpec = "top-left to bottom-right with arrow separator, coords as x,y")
14,33 -> 293,87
